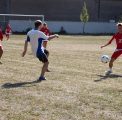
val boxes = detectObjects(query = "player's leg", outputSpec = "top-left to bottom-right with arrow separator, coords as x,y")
41,61 -> 49,77
105,58 -> 115,75
37,53 -> 49,81
44,49 -> 49,57
44,49 -> 50,72
0,46 -> 3,64
105,51 -> 122,75
7,35 -> 9,40
6,33 -> 9,40
109,58 -> 115,69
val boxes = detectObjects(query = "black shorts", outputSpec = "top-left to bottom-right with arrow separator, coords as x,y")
37,52 -> 48,63
44,49 -> 49,56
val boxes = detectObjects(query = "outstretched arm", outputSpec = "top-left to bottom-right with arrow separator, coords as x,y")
101,36 -> 114,48
22,40 -> 28,57
48,34 -> 59,41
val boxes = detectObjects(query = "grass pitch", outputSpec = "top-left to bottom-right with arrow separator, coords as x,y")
0,35 -> 122,120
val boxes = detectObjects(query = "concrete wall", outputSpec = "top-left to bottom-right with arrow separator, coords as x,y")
9,20 -> 117,34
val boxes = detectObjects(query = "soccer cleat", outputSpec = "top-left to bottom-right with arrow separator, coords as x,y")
37,76 -> 46,82
105,70 -> 112,76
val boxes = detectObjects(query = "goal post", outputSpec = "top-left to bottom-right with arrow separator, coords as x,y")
0,14 -> 44,33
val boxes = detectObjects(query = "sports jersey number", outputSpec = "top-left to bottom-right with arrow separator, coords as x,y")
119,39 -> 122,43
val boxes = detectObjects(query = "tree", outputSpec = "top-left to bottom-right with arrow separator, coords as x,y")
80,1 -> 89,34
119,15 -> 122,22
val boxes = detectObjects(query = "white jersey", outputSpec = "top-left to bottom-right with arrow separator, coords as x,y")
26,29 -> 49,57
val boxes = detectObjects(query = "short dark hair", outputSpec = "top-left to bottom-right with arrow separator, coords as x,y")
43,22 -> 47,25
117,23 -> 122,27
118,24 -> 122,27
34,20 -> 42,28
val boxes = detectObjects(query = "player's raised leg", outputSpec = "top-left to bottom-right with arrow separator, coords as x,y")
37,53 -> 49,81
105,58 -> 115,75
39,61 -> 49,80
105,50 -> 122,75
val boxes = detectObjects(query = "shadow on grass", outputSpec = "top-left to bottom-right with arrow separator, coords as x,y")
118,90 -> 122,92
1,80 -> 41,89
94,74 -> 122,82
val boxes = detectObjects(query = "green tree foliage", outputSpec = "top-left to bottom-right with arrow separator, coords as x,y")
80,1 -> 89,34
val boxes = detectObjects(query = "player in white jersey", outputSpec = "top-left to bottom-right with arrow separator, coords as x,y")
22,20 -> 59,81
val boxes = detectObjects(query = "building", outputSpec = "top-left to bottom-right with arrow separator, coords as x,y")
0,0 -> 122,34
0,0 -> 122,22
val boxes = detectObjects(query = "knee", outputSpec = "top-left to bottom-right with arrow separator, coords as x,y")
109,58 -> 115,65
109,60 -> 113,64
45,61 -> 49,65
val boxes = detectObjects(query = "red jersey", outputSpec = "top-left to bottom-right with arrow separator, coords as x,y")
0,28 -> 3,41
109,33 -> 122,49
41,27 -> 50,36
5,24 -> 12,34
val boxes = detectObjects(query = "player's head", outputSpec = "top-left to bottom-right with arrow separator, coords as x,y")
43,22 -> 47,28
34,20 -> 43,29
117,23 -> 122,33
7,23 -> 10,27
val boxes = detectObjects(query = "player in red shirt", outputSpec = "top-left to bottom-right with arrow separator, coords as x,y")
40,22 -> 51,72
40,22 -> 51,53
0,27 -> 3,64
101,23 -> 122,75
41,22 -> 51,36
5,24 -> 12,40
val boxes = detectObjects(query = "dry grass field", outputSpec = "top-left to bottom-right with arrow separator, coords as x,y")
0,35 -> 122,120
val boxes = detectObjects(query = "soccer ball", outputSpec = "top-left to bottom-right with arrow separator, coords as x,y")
101,55 -> 110,63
